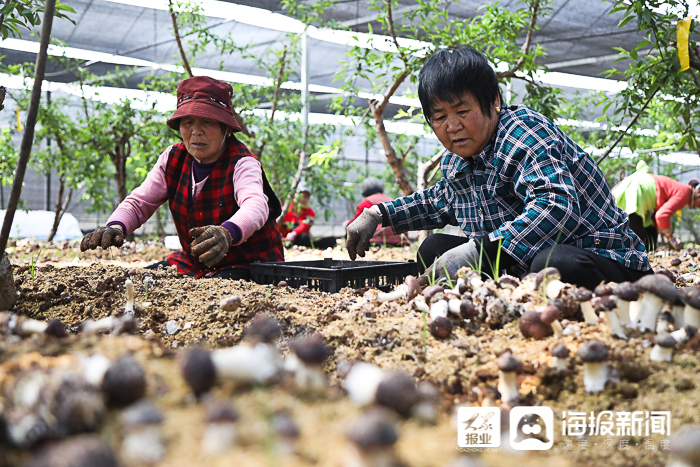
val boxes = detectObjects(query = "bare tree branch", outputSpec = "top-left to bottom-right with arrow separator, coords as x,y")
386,0 -> 407,64
255,44 -> 288,159
502,0 -> 540,77
169,0 -> 193,78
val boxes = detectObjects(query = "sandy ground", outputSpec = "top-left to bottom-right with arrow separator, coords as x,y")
1,238 -> 699,467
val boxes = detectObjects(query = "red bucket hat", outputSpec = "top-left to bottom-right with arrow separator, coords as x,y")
167,76 -> 242,132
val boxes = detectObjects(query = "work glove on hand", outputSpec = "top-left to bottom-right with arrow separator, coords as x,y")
346,207 -> 382,260
659,228 -> 683,251
190,225 -> 232,267
80,226 -> 125,252
422,240 -> 479,286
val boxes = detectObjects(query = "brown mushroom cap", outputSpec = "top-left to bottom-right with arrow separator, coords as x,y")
594,284 -> 614,297
683,285 -> 700,310
405,275 -> 421,300
592,296 -> 616,312
658,311 -> 675,324
635,274 -> 678,302
671,257 -> 682,267
205,400 -> 240,424
181,347 -> 216,398
291,333 -> 329,365
571,287 -> 593,302
244,313 -> 281,343
375,372 -> 419,418
121,400 -> 164,427
422,285 -> 444,300
101,355 -> 146,408
615,282 -> 639,302
655,268 -> 677,283
519,311 -> 554,339
540,304 -> 561,324
459,299 -> 478,319
577,339 -> 608,363
655,332 -> 677,349
497,275 -> 519,289
429,317 -> 453,339
25,435 -> 118,467
552,343 -> 570,359
535,267 -> 561,289
45,319 -> 67,338
346,409 -> 398,449
496,351 -> 520,372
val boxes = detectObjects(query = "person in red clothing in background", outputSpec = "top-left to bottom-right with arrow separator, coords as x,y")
350,177 -> 409,247
280,189 -> 316,246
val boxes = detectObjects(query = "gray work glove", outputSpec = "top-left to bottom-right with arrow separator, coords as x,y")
423,240 -> 479,286
190,225 -> 232,267
80,226 -> 125,251
346,207 -> 382,260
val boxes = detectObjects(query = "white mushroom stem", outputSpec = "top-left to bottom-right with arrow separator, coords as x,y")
545,279 -> 566,299
650,345 -> 673,362
553,357 -> 568,372
82,317 -> 116,335
635,293 -> 663,332
580,301 -> 599,325
122,426 -> 165,465
211,343 -> 280,384
285,355 -> 326,391
497,370 -> 519,404
202,422 -> 237,455
377,284 -> 408,303
615,300 -> 632,328
551,320 -> 564,338
582,362 -> 607,393
628,299 -> 641,323
125,279 -> 135,313
672,304 -> 685,328
468,275 -> 483,290
344,363 -> 385,407
604,311 -> 627,340
656,317 -> 672,334
19,319 -> 48,335
429,300 -> 449,320
412,297 -> 430,314
683,304 -> 700,328
671,327 -> 691,344
449,278 -> 465,296
448,299 -> 462,316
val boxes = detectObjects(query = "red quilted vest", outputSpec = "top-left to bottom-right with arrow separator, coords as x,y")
163,138 -> 284,277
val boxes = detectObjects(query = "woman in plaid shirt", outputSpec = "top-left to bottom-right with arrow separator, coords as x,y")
347,47 -> 651,290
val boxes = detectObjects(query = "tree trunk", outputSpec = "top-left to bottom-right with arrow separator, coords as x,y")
46,175 -> 73,242
155,206 -> 165,237
416,149 -> 446,245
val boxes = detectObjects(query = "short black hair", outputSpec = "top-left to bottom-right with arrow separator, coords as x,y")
418,46 -> 501,124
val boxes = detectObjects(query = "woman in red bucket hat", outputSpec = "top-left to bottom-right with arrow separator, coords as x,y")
80,76 -> 284,279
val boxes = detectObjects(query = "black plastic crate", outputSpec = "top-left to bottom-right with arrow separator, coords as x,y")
251,258 -> 418,293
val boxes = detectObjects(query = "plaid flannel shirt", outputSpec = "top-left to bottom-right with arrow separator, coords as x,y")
382,105 -> 650,272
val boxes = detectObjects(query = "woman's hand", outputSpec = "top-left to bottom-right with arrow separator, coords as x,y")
346,207 -> 382,260
80,226 -> 125,251
190,225 -> 232,267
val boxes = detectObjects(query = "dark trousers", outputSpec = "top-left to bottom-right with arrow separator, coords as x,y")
628,213 -> 658,252
145,260 -> 251,280
417,233 -> 651,290
291,233 -> 338,250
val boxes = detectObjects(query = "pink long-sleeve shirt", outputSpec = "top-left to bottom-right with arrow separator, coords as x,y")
651,174 -> 692,230
107,146 -> 269,246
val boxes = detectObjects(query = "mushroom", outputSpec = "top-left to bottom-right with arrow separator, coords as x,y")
181,347 -> 217,399
593,296 -> 627,340
671,324 -> 698,344
447,297 -> 463,315
81,316 -> 116,336
219,295 -> 241,312
594,283 -> 614,297
672,293 -> 685,328
634,274 -> 678,332
536,267 -> 566,299
344,363 -> 386,407
202,400 -> 239,455
377,284 -> 408,303
459,299 -> 478,320
541,304 -> 563,338
101,355 -> 146,407
656,268 -> 677,282
682,285 -> 700,329
571,287 -> 599,325
429,317 -> 453,339
14,317 -> 67,339
121,401 -> 165,465
412,381 -> 440,425
668,424 -> 700,467
243,313 -> 281,344
422,285 -> 444,300
411,296 -> 430,315
657,311 -> 675,334
551,343 -> 570,372
496,351 -> 520,405
345,409 -> 398,467
497,275 -> 519,290
578,340 -> 608,393
519,311 -> 553,339
25,434 -> 118,467
429,298 -> 449,320
211,341 -> 281,384
374,371 -> 419,419
405,275 -> 421,300
614,282 -> 638,328
650,332 -> 676,362
671,257 -> 682,267
463,270 -> 484,290
124,279 -> 135,314
288,333 -> 329,392
272,410 -> 300,455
